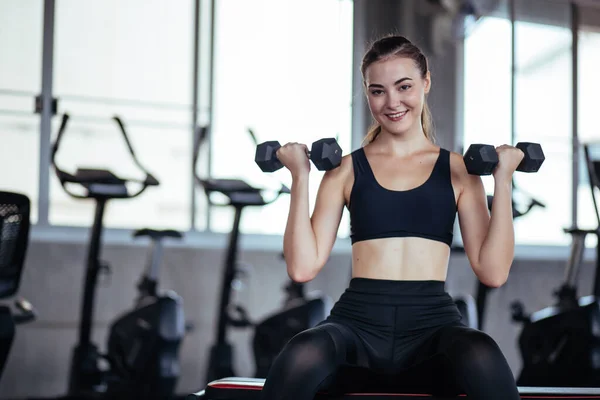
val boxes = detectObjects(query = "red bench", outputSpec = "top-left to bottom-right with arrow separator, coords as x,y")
188,377 -> 600,400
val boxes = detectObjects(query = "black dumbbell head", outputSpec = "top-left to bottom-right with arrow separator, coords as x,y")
516,142 -> 545,173
463,144 -> 499,176
310,138 -> 342,171
255,141 -> 283,172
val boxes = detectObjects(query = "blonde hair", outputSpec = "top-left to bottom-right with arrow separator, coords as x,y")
360,35 -> 435,146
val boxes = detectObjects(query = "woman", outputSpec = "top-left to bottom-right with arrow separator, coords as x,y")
261,35 -> 522,400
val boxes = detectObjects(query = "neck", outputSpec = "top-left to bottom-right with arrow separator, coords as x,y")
373,124 -> 430,157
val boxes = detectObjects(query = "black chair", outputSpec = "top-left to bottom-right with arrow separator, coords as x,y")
0,191 -> 35,382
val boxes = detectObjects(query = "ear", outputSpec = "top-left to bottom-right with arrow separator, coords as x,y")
423,70 -> 431,94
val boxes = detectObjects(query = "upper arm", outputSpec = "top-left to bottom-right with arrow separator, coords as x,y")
310,154 -> 352,269
452,152 -> 490,270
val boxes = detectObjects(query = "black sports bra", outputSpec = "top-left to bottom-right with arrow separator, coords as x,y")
348,147 -> 457,246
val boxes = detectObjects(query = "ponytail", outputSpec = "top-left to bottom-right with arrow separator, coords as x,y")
361,100 -> 435,146
421,101 -> 435,142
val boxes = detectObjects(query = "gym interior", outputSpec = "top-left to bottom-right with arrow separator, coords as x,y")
2,0 -> 600,399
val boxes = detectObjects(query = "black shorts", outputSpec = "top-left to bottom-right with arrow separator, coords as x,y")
320,277 -> 464,374
260,277 -> 519,400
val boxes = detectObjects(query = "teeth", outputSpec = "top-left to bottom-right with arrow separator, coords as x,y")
388,111 -> 407,118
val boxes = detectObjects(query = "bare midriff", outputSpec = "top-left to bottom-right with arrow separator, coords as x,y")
350,237 -> 451,281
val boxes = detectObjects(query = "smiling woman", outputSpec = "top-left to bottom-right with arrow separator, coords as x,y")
256,34 -> 523,400
360,36 -> 433,146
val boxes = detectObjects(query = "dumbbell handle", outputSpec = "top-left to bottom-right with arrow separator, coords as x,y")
272,145 -> 312,160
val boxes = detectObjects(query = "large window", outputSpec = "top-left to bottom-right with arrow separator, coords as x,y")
205,0 -> 354,237
49,0 -> 195,230
0,0 -> 43,223
464,0 -> 575,247
2,0 -> 355,239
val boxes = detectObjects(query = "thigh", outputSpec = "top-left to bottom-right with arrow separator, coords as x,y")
407,325 -> 518,398
260,322 -> 368,400
415,324 -> 502,364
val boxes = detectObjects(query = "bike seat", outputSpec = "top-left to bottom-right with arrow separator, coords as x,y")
132,229 -> 183,240
199,178 -> 287,207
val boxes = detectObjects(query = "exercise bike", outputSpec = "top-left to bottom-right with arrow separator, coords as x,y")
105,228 -> 186,398
0,191 -> 36,384
193,126 -> 332,383
252,255 -> 333,378
50,113 -> 186,399
510,142 -> 600,387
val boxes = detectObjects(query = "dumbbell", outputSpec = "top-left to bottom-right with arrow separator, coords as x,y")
463,142 -> 545,176
255,138 -> 343,172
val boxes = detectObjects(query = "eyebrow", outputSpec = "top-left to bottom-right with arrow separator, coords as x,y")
367,77 -> 413,89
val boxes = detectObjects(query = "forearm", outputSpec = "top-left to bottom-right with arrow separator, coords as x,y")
478,179 -> 515,286
283,174 -> 318,281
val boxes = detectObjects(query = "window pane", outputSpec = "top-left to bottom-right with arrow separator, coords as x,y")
463,15 -> 512,198
513,0 -> 572,246
50,0 -> 196,230
0,0 -> 43,222
207,0 -> 354,237
576,16 -> 600,241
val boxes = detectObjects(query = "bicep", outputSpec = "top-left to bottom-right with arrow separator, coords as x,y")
310,169 -> 347,268
457,174 -> 490,269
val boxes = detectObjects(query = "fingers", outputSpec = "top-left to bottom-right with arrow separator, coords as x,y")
496,144 -> 525,157
278,142 -> 309,153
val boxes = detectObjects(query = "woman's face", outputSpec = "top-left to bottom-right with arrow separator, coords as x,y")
364,56 -> 430,136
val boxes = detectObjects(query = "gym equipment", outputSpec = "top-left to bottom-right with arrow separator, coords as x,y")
188,377 -> 600,399
255,138 -> 343,172
51,113 -> 186,399
463,142 -> 545,176
0,191 -> 36,383
252,261 -> 333,378
194,126 -> 332,383
106,228 -> 186,399
451,293 -> 478,330
509,142 -> 600,387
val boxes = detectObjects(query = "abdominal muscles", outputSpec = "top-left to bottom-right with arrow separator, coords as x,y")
351,237 -> 450,281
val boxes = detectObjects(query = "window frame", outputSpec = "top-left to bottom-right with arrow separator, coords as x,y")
28,0 -> 355,251
20,0 -> 600,260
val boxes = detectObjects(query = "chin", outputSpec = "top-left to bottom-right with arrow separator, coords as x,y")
381,119 -> 414,136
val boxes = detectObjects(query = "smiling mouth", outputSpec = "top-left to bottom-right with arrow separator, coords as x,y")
385,110 -> 408,121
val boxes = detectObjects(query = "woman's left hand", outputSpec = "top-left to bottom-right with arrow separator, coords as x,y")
493,144 -> 525,182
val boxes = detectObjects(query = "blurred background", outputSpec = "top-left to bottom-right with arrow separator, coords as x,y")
1,0 -> 600,398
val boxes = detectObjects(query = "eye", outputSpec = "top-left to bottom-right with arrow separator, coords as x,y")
370,90 -> 384,95
399,85 -> 411,91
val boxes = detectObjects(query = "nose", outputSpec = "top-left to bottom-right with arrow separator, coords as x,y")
385,91 -> 403,110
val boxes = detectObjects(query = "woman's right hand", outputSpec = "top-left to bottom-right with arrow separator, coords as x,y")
276,142 -> 311,178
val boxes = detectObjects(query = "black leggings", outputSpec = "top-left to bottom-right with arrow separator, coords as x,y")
260,278 -> 519,400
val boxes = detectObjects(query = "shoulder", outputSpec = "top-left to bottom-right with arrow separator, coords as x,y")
447,149 -> 481,190
448,149 -> 468,175
324,151 -> 354,181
